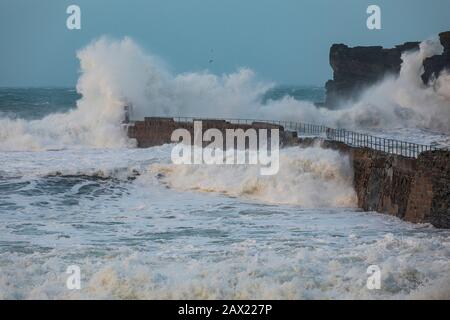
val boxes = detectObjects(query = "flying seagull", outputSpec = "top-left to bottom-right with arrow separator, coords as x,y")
209,48 -> 214,64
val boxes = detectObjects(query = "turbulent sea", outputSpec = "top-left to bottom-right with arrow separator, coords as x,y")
0,86 -> 449,300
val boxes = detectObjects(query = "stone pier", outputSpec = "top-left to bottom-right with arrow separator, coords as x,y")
126,117 -> 450,228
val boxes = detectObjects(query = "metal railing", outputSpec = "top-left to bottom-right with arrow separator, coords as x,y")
324,128 -> 440,158
168,116 -> 441,158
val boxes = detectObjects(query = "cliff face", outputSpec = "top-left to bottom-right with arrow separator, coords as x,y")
325,42 -> 419,106
422,31 -> 450,84
325,31 -> 450,107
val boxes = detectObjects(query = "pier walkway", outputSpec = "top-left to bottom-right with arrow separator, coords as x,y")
168,116 -> 442,158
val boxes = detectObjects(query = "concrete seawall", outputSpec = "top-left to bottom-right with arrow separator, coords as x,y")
127,117 -> 450,228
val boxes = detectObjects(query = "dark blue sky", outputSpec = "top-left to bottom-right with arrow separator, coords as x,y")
1,0 -> 449,87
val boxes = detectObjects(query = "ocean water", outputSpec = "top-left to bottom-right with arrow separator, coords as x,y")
0,86 -> 449,300
0,88 -> 80,120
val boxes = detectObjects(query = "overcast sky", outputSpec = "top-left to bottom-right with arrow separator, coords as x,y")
1,0 -> 449,87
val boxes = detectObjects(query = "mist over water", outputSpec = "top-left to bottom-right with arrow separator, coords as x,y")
0,36 -> 450,151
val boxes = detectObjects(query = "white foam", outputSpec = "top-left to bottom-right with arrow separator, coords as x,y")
149,146 -> 357,208
0,145 -> 448,300
1,229 -> 449,299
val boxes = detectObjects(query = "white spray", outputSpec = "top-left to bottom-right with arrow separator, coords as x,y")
149,146 -> 357,208
0,36 -> 449,151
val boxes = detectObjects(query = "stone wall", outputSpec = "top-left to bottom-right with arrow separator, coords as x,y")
407,150 -> 450,227
299,138 -> 450,228
127,117 -> 297,148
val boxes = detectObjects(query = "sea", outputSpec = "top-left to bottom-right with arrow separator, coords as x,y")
0,86 -> 449,299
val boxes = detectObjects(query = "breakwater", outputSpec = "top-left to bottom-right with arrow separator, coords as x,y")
126,117 -> 298,148
299,138 -> 450,228
127,117 -> 450,228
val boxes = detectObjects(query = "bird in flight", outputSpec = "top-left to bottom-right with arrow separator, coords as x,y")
209,49 -> 214,64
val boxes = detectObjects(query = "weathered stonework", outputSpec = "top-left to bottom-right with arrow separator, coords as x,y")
299,138 -> 450,228
407,150 -> 450,227
127,117 -> 297,148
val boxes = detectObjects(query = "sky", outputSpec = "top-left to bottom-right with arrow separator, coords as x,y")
1,0 -> 449,87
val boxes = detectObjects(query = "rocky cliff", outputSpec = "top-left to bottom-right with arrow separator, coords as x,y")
422,31 -> 450,84
325,31 -> 450,107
